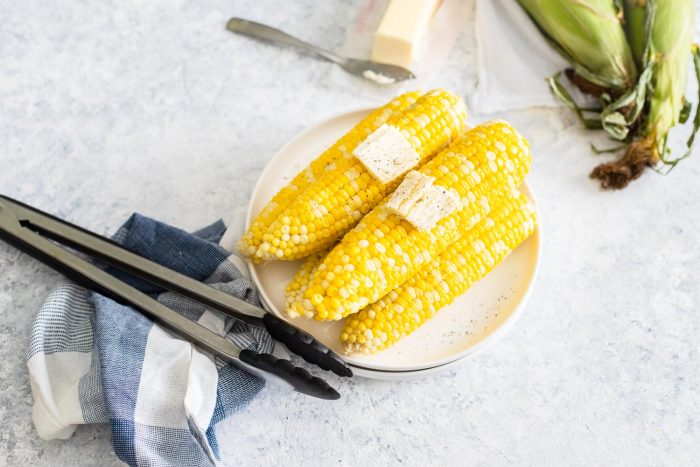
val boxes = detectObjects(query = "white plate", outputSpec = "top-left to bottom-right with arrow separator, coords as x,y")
245,108 -> 541,378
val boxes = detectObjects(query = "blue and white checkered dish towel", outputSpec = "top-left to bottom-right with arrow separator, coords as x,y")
26,213 -> 277,466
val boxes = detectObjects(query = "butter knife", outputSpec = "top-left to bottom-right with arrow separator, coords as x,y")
226,18 -> 415,84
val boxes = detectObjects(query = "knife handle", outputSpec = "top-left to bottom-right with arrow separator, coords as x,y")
262,313 -> 352,377
226,17 -> 342,64
239,349 -> 340,400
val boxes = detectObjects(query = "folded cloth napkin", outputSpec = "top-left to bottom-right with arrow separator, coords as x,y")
27,213 -> 275,466
470,0 -> 568,114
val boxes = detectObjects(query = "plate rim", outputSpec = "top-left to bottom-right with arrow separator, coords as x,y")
244,107 -> 542,376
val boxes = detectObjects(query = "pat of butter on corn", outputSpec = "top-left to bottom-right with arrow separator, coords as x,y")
372,0 -> 442,68
385,170 -> 460,231
352,124 -> 420,184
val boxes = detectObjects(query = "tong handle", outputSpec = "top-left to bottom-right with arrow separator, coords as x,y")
262,314 -> 352,377
0,201 -> 343,399
239,350 -> 340,400
0,195 -> 354,377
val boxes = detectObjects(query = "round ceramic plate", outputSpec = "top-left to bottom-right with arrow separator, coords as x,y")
245,108 -> 541,379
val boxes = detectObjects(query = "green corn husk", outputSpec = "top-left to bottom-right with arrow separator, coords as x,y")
641,0 -> 694,145
517,0 -> 638,91
520,0 -> 700,189
623,0 -> 647,66
519,0 -> 647,143
591,0 -> 698,189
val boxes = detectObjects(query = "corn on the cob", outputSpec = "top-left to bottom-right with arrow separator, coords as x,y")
255,89 -> 468,262
517,0 -> 637,90
639,0 -> 694,142
341,192 -> 536,354
305,121 -> 532,321
284,250 -> 327,318
591,0 -> 696,188
238,92 -> 422,260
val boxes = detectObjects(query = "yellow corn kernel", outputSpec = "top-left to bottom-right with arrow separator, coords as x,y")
341,192 -> 537,354
238,91 -> 422,261
284,250 -> 326,318
256,89 -> 469,261
305,120 -> 531,320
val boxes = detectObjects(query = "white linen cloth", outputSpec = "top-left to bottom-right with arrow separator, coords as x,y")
471,0 -> 568,114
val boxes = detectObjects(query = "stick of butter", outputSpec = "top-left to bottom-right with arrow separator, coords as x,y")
371,0 -> 442,69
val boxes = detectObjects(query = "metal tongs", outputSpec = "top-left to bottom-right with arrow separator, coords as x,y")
0,195 -> 351,400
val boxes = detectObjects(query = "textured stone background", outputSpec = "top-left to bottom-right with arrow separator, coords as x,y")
1,1 -> 699,465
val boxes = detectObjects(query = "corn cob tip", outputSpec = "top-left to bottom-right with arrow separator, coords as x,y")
284,251 -> 326,318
